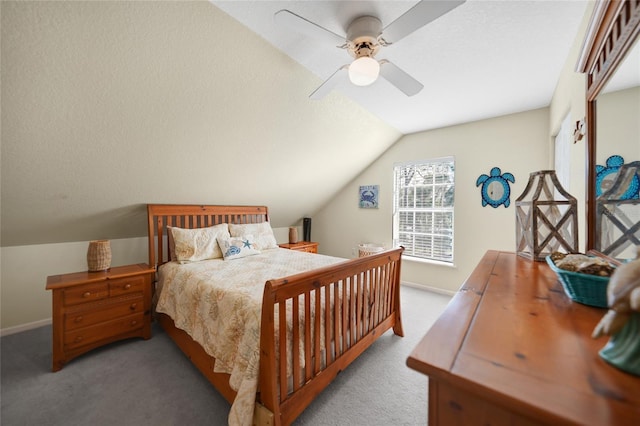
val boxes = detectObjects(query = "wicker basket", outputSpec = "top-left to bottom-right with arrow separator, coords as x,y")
358,243 -> 385,257
545,255 -> 610,308
87,240 -> 112,271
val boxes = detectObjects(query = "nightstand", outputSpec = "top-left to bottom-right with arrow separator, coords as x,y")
279,241 -> 319,253
46,263 -> 154,372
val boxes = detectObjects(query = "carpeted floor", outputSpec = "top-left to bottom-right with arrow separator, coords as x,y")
1,286 -> 451,426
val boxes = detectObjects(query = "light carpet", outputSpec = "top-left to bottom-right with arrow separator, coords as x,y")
1,285 -> 451,426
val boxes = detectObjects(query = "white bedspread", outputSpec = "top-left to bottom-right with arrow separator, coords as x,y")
155,248 -> 345,426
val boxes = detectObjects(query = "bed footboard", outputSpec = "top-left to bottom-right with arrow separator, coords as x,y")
258,247 -> 404,426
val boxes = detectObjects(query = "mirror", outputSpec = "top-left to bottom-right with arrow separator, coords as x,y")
579,0 -> 640,259
595,38 -> 640,259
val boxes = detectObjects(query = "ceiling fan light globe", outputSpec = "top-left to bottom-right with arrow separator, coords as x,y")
348,57 -> 380,86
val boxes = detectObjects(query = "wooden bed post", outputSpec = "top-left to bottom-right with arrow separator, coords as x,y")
392,248 -> 404,337
258,281 -> 281,426
147,204 -> 157,269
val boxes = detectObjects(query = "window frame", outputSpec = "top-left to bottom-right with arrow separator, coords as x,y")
392,157 -> 455,264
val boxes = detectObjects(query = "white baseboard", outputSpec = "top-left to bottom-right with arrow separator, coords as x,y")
401,280 -> 456,297
1,318 -> 51,337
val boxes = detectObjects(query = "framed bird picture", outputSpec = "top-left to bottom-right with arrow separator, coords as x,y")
359,185 -> 379,209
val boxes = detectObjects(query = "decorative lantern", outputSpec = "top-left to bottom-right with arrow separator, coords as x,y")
87,240 -> 112,271
515,170 -> 578,261
596,161 -> 640,260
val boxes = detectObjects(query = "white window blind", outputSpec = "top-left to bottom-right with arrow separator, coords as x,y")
554,113 -> 572,196
393,158 -> 455,263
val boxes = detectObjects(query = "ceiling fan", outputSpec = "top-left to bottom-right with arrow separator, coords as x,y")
274,0 -> 466,100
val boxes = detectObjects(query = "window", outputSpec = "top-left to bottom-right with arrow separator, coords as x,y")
393,157 -> 455,263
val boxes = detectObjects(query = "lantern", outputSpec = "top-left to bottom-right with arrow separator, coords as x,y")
516,170 -> 578,261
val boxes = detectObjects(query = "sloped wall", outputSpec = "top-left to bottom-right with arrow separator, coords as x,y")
0,1 -> 399,330
0,1 -> 400,247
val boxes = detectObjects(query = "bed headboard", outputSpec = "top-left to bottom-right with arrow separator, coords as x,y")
146,204 -> 270,269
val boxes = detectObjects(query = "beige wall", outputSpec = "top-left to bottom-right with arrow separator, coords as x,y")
548,0 -> 595,253
597,86 -> 640,164
314,108 -> 550,294
0,1 -> 399,331
1,238 -> 148,333
0,227 -> 296,332
0,0 -> 400,247
0,2 -> 601,330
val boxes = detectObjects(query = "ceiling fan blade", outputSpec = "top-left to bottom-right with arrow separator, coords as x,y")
275,10 -> 346,46
382,0 -> 466,44
309,65 -> 348,100
379,60 -> 424,97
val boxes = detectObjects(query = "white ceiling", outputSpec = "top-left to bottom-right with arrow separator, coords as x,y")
212,0 -> 590,134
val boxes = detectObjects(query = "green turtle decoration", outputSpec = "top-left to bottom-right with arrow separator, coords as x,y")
476,167 -> 515,208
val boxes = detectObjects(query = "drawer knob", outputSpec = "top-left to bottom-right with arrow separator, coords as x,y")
130,320 -> 137,326
75,336 -> 83,343
124,284 -> 131,290
83,292 -> 91,298
129,303 -> 137,310
74,316 -> 83,323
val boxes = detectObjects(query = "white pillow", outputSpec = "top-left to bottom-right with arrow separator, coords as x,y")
217,235 -> 261,260
229,222 -> 278,250
169,224 -> 229,263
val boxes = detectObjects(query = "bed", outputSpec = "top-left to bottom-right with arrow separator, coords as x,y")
147,204 -> 404,426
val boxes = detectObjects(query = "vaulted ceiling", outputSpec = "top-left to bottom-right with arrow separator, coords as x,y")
212,0 -> 590,133
1,1 -> 593,247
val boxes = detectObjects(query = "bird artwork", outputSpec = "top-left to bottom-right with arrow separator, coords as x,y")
592,247 -> 640,376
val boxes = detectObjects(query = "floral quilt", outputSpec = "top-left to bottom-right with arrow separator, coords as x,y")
155,248 -> 345,426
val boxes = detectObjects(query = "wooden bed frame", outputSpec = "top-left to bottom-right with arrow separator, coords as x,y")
147,204 -> 404,426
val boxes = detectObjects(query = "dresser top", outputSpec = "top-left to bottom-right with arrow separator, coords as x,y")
407,250 -> 640,425
46,263 -> 154,289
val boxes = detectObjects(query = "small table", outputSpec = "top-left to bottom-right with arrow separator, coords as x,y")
46,263 -> 154,371
278,241 -> 318,253
407,250 -> 640,425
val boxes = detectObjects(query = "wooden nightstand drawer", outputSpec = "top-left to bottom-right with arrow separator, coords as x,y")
63,283 -> 109,306
297,245 -> 317,253
64,313 -> 144,350
64,296 -> 144,331
47,263 -> 154,371
279,242 -> 318,253
109,276 -> 144,297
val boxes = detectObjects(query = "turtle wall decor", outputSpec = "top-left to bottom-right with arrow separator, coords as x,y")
596,155 -> 640,199
476,167 -> 515,208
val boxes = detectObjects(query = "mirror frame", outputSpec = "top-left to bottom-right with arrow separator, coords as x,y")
577,0 -> 640,250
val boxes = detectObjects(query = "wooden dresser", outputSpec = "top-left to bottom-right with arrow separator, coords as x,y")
278,241 -> 318,253
46,263 -> 154,371
407,250 -> 640,425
